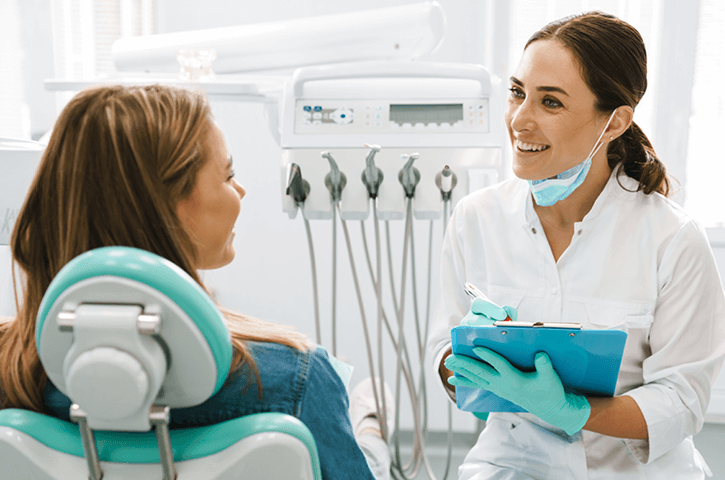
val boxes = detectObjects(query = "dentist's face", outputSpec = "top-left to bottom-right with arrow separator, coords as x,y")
176,121 -> 245,270
505,39 -> 609,181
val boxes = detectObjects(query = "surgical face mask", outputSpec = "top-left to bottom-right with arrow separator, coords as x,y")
527,109 -> 618,207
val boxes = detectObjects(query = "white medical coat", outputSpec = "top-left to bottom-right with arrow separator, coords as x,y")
427,172 -> 725,479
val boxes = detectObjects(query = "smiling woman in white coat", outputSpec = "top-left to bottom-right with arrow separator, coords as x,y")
428,11 -> 725,480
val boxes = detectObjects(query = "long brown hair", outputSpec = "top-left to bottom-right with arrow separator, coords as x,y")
527,11 -> 670,196
0,84 -> 312,411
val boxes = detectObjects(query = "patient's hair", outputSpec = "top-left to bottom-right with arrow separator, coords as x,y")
0,84 -> 312,411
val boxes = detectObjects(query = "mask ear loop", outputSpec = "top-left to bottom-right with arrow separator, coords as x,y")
586,108 -> 619,160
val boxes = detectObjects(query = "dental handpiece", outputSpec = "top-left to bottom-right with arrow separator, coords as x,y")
321,151 -> 346,203
440,165 -> 453,193
399,153 -> 420,198
361,143 -> 383,198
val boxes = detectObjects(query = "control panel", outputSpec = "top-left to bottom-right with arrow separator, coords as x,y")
295,99 -> 489,134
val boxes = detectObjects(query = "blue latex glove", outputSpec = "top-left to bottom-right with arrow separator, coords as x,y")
445,347 -> 590,435
460,298 -> 518,326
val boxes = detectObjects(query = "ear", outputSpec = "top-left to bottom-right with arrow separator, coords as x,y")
604,106 -> 634,143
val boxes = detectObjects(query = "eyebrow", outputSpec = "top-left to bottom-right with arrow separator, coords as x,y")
227,155 -> 233,170
510,76 -> 569,96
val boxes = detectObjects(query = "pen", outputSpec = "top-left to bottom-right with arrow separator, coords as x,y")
463,282 -> 513,321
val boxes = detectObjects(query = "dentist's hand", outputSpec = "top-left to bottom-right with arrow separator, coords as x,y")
460,298 -> 518,326
445,347 -> 590,435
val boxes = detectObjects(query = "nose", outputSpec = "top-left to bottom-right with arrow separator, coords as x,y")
507,98 -> 536,134
234,180 -> 246,199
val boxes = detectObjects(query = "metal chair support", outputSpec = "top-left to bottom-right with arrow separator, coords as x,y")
149,406 -> 177,480
70,404 -> 178,480
70,405 -> 103,480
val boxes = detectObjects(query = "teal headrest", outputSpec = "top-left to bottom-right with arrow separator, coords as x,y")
36,246 -> 233,394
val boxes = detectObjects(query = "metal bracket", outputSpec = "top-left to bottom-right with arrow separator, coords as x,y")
57,310 -> 161,335
149,405 -> 177,480
70,404 -> 103,480
70,403 -> 178,480
137,314 -> 161,335
58,311 -> 76,332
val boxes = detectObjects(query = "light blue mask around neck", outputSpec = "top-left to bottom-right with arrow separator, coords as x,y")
527,109 -> 617,207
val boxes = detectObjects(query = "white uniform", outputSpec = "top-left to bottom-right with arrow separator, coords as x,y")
428,171 -> 725,479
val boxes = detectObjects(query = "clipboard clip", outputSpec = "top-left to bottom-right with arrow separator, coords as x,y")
492,321 -> 582,330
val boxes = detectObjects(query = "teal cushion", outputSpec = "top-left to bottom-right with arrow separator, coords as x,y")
0,408 -> 321,479
35,246 -> 232,394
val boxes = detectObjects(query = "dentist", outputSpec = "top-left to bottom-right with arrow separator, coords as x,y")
428,11 -> 725,480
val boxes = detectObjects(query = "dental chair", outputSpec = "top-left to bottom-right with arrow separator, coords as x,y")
0,246 -> 322,480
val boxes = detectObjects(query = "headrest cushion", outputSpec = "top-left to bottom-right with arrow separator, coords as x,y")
36,246 -> 233,394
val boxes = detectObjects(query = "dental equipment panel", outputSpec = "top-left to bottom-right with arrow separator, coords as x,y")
278,61 -> 505,221
276,59 -> 506,480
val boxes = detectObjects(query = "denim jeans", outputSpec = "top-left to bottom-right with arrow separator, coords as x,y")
44,341 -> 376,480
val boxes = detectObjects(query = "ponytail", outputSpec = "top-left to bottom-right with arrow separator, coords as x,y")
608,121 -> 670,197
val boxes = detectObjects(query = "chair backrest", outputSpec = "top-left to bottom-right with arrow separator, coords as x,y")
3,246 -> 322,480
36,246 -> 233,431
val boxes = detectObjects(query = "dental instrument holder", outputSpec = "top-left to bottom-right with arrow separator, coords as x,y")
435,165 -> 457,201
280,61 -> 505,221
398,153 -> 421,198
286,162 -> 311,216
322,152 -> 347,203
361,144 -> 384,199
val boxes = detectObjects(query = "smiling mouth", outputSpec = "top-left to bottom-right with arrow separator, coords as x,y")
515,139 -> 551,153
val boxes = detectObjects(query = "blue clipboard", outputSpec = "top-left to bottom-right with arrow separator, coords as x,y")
450,323 -> 627,413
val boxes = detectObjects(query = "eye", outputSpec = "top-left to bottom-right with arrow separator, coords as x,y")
543,96 -> 563,109
227,170 -> 236,181
508,86 -> 524,99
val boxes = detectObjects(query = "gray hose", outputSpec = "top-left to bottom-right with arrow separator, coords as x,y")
304,218 -> 321,345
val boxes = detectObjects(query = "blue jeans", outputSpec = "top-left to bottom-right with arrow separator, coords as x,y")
44,341 -> 376,480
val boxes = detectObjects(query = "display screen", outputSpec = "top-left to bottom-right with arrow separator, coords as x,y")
389,104 -> 463,125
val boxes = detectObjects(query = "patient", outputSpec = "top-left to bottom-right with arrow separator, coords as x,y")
0,84 -> 391,480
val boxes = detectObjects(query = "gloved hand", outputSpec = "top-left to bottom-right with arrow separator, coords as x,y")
460,298 -> 518,326
444,347 -> 590,435
458,298 -> 517,422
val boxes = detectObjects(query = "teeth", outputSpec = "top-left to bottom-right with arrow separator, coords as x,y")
516,140 -> 549,152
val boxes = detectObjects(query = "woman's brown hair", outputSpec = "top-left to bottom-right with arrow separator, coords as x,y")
527,11 -> 670,196
0,84 -> 311,411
